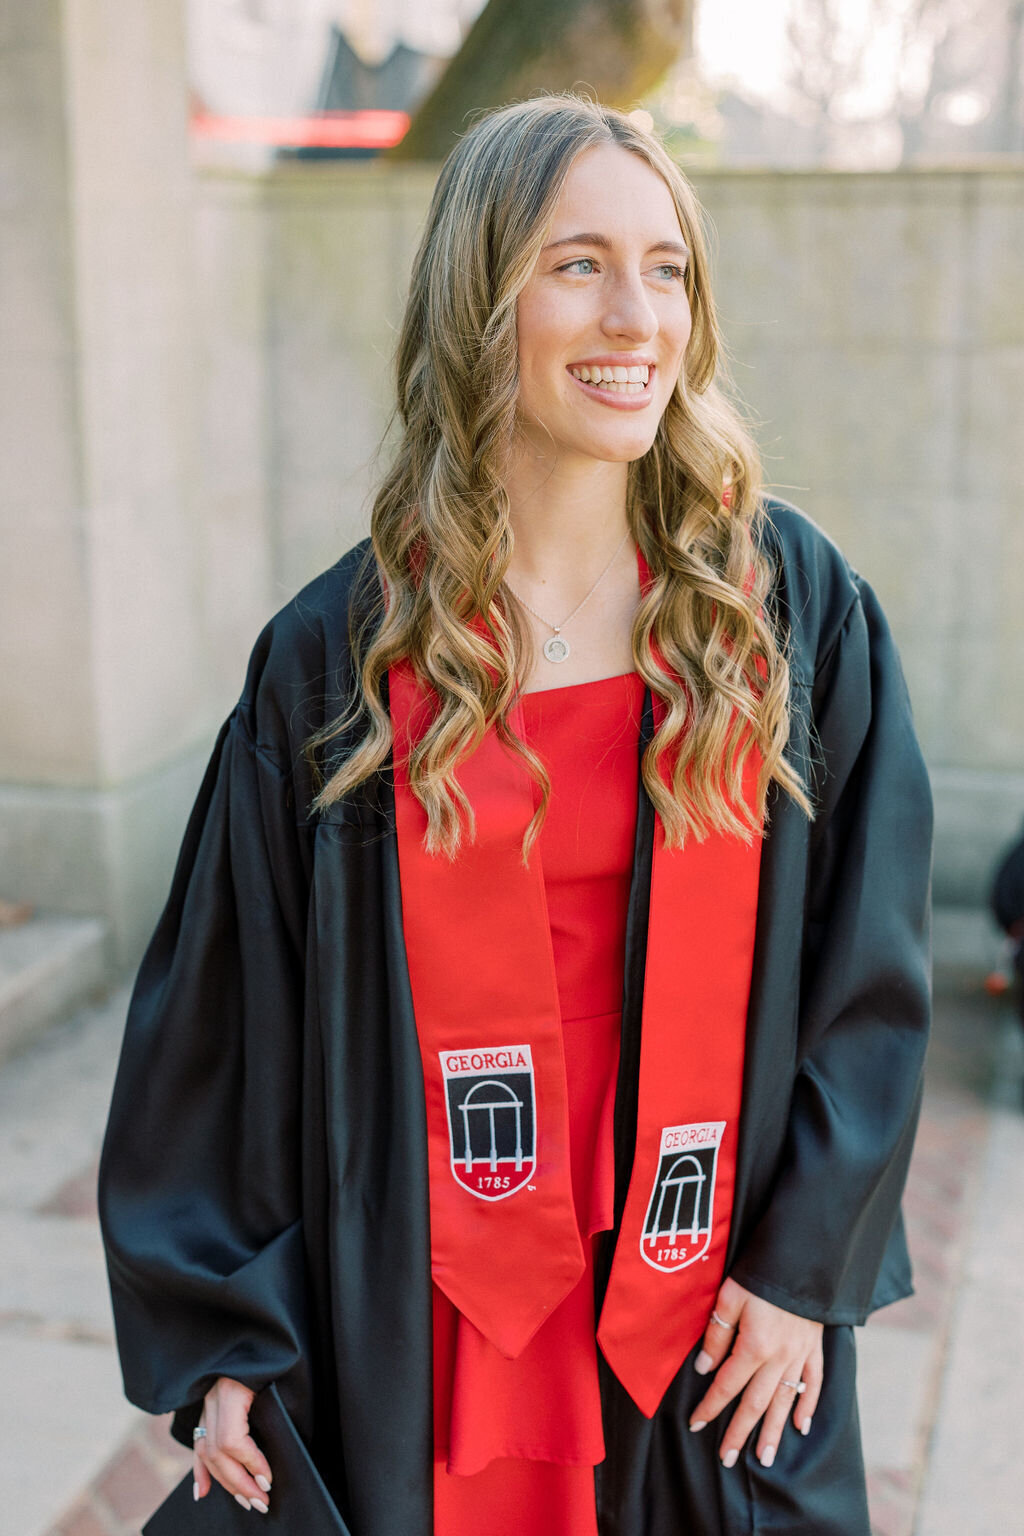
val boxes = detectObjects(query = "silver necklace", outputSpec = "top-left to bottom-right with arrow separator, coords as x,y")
503,530 -> 631,664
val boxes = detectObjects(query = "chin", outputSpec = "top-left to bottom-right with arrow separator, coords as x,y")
585,431 -> 658,464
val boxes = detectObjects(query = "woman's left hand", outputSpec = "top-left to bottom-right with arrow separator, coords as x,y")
688,1276 -> 824,1469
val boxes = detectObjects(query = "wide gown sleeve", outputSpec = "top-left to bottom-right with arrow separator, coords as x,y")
729,574 -> 933,1323
98,706 -> 312,1431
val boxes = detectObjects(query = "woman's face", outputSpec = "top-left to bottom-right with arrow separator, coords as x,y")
515,143 -> 693,468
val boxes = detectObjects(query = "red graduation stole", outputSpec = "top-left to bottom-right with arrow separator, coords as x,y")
391,580 -> 762,1418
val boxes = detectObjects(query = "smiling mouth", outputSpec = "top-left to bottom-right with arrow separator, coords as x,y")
568,363 -> 652,394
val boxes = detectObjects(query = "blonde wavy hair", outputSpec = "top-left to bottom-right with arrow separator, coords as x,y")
309,94 -> 811,853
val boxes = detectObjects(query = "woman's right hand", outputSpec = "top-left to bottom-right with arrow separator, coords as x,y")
192,1376 -> 273,1514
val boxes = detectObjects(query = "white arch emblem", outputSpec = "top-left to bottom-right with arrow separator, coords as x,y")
459,1079 -> 525,1174
650,1153 -> 706,1246
440,1044 -> 537,1201
640,1121 -> 725,1273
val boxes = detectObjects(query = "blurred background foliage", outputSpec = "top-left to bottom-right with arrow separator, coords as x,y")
188,0 -> 1024,167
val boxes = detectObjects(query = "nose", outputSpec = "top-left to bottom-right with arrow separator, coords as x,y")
600,271 -> 657,344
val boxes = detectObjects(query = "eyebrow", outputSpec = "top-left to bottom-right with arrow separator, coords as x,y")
541,232 -> 689,259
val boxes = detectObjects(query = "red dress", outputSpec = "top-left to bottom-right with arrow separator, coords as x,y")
433,671 -> 644,1535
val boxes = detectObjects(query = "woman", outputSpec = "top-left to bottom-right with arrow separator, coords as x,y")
99,95 -> 933,1536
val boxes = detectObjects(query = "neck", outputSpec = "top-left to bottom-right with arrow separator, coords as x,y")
502,441 -> 630,583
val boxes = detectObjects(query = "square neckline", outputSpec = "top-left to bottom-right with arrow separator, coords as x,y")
520,671 -> 639,700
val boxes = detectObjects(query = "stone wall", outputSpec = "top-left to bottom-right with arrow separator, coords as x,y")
211,160 -> 1024,911
2,40 -> 1021,960
703,169 -> 1024,905
0,0 -> 220,964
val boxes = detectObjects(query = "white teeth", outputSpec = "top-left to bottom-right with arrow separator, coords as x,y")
570,364 -> 651,387
569,363 -> 651,393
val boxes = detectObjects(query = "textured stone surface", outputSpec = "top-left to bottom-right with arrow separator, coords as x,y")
9,129 -> 1024,951
0,918 -> 108,1062
0,1335 -> 141,1536
1,0 -> 1021,963
250,162 -> 1024,909
1,962 -> 1019,1536
916,1034 -> 1024,1536
0,745 -> 209,966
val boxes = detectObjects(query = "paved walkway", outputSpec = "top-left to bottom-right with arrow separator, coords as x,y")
1,962 -> 1022,1536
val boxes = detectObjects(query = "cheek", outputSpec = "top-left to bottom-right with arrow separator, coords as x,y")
675,301 -> 693,355
517,325 -> 575,416
517,283 -> 588,374
515,352 -> 556,415
517,288 -> 559,361
658,304 -> 693,395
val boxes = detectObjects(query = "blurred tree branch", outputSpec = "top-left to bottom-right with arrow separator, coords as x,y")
989,0 -> 1024,151
390,0 -> 694,160
782,0 -> 1024,159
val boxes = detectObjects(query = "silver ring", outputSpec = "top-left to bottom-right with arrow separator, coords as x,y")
710,1310 -> 736,1331
192,1426 -> 208,1442
780,1379 -> 807,1394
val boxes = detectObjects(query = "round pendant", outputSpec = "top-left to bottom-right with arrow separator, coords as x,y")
543,635 -> 570,664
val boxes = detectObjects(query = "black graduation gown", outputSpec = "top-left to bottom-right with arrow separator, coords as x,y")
98,499 -> 933,1536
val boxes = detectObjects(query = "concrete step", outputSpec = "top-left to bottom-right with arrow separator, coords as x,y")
0,915 -> 109,1064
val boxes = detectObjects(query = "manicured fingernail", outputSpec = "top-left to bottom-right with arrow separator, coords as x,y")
722,1448 -> 739,1469
234,1495 -> 252,1511
760,1444 -> 776,1468
694,1350 -> 713,1375
801,1417 -> 813,1436
252,1499 -> 269,1514
193,1482 -> 199,1502
255,1475 -> 272,1493
689,1419 -> 707,1433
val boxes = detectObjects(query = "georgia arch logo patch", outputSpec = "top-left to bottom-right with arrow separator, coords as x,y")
441,1045 -> 536,1200
640,1121 -> 725,1272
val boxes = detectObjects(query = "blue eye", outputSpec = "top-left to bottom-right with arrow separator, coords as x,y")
558,257 -> 685,281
